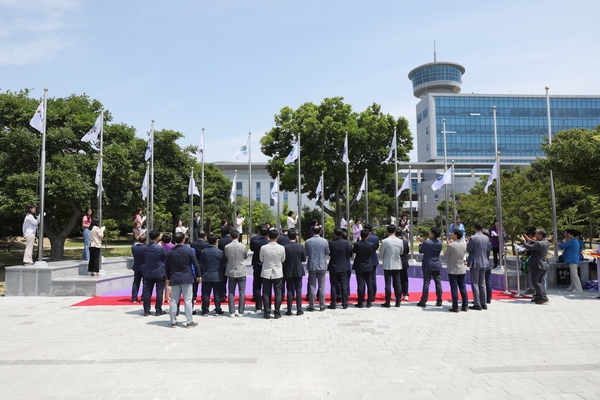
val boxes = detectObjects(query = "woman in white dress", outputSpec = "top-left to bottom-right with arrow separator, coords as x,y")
22,205 -> 40,265
287,211 -> 298,229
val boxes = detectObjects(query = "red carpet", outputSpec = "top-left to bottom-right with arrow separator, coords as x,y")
71,290 -> 520,307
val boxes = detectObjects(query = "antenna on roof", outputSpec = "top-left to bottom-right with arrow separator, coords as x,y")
434,41 -> 437,62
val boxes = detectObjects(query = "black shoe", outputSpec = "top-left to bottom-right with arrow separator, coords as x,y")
263,313 -> 271,319
482,305 -> 488,310
285,310 -> 293,316
448,308 -> 459,313
468,305 -> 482,310
319,307 -> 327,312
327,305 -> 336,310
170,323 -> 177,328
155,310 -> 166,316
366,303 -> 372,308
342,305 -> 348,309
435,300 -> 443,307
461,306 -> 468,312
143,312 -> 150,317
416,302 -> 426,308
215,310 -> 224,315
186,322 -> 198,328
296,310 -> 304,316
307,307 -> 315,312
534,299 -> 549,304
354,304 -> 363,308
395,302 -> 401,308
381,303 -> 391,308
274,313 -> 282,319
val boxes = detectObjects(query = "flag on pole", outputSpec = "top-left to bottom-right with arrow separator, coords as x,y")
396,176 -> 410,197
141,167 -> 149,200
95,159 -> 102,197
386,134 -> 396,161
270,176 -> 279,203
188,171 -> 200,196
283,141 -> 299,165
233,137 -> 249,160
431,168 -> 452,191
315,176 -> 323,200
342,135 -> 349,164
144,139 -> 152,161
198,134 -> 204,155
356,173 -> 367,201
230,174 -> 237,203
81,114 -> 102,142
30,101 -> 44,133
484,160 -> 499,193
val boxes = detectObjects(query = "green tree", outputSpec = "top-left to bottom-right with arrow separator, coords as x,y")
260,97 -> 412,226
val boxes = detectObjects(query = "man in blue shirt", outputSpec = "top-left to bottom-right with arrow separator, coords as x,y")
449,216 -> 466,238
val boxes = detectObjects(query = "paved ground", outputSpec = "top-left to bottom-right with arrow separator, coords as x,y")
1,286 -> 599,400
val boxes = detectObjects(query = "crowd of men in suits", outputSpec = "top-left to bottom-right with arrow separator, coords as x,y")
130,220 -> 552,327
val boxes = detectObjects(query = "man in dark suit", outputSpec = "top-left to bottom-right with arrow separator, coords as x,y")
353,229 -> 374,308
131,234 -> 146,303
218,226 -> 232,303
467,221 -> 490,310
142,230 -> 167,316
328,227 -> 352,310
365,224 -> 380,299
199,234 -> 224,316
190,230 -> 210,304
283,229 -> 306,316
417,227 -> 443,308
250,225 -> 269,312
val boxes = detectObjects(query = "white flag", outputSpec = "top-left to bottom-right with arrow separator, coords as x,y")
284,141 -> 299,165
484,160 -> 499,194
141,167 -> 149,200
342,135 -> 349,164
230,174 -> 237,203
95,159 -> 103,197
81,114 -> 102,142
396,176 -> 410,197
188,171 -> 200,196
144,139 -> 152,161
356,173 -> 367,201
315,176 -> 323,199
386,134 -> 396,161
233,137 -> 249,160
30,101 -> 44,133
270,176 -> 279,204
198,134 -> 204,156
431,168 -> 452,191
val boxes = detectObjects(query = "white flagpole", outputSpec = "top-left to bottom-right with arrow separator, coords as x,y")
247,132 -> 252,245
408,166 -> 414,261
393,128 -> 398,224
233,170 -> 238,224
190,167 -> 194,240
493,106 -> 509,294
98,108 -> 104,272
149,120 -> 155,232
365,169 -> 369,224
36,88 -> 48,265
546,87 -> 559,259
201,127 -> 205,230
451,160 -> 456,225
297,132 -> 302,241
345,133 -> 350,227
320,171 -> 325,230
145,161 -> 150,243
276,171 -> 281,231
442,118 -> 450,242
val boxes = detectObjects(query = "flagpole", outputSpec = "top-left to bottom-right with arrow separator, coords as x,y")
408,165 -> 414,261
345,133 -> 350,227
546,87 -> 559,259
247,132 -> 252,244
320,171 -> 325,231
36,88 -> 48,265
145,161 -> 150,244
297,132 -> 302,242
149,120 -> 155,232
393,128 -> 399,224
276,171 -> 281,231
451,160 -> 456,224
492,106 -> 509,295
201,127 -> 205,230
365,169 -> 369,224
190,167 -> 195,240
442,118 -> 450,242
233,170 -> 238,227
97,108 -> 104,272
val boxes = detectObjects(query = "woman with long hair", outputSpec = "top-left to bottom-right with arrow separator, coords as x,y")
88,218 -> 104,276
82,208 -> 93,260
22,205 -> 40,265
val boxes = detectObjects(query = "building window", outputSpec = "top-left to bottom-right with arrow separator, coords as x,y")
236,181 -> 242,197
283,192 -> 289,204
422,108 -> 428,118
256,182 -> 261,202
269,181 -> 275,206
425,126 -> 429,135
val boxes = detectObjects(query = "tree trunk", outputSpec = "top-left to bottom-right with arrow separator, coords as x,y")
49,236 -> 67,260
44,199 -> 82,260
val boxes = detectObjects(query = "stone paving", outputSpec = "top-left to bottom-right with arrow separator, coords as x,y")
0,287 -> 599,400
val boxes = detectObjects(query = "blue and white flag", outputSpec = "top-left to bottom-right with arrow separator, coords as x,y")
95,159 -> 103,197
230,174 -> 237,203
81,114 -> 102,142
144,139 -> 152,161
233,137 -> 249,160
396,176 -> 410,197
342,134 -> 349,164
283,140 -> 299,165
188,170 -> 200,196
356,173 -> 367,201
431,168 -> 452,191
141,166 -> 149,200
484,160 -> 499,194
386,133 -> 396,162
270,176 -> 279,204
30,101 -> 44,134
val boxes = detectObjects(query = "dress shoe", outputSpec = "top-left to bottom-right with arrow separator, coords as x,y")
201,311 -> 209,317
170,323 -> 177,328
342,305 -> 348,309
416,302 -> 426,308
319,307 -> 327,312
186,322 -> 198,328
461,307 -> 468,312
296,310 -> 304,316
435,300 -> 443,307
468,305 -> 482,310
143,312 -> 150,317
381,303 -> 391,308
285,310 -> 293,316
307,307 -> 316,312
155,310 -> 166,316
274,313 -> 282,319
366,303 -> 372,308
534,298 -> 549,304
395,302 -> 401,308
481,305 -> 488,310
354,304 -> 364,308
448,308 -> 459,313
215,310 -> 224,315
327,305 -> 336,310
263,313 -> 271,319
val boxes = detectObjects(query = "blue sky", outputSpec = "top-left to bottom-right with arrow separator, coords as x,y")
2,0 -> 599,162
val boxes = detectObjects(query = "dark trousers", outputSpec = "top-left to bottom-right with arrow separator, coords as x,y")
132,270 -> 143,301
372,264 -> 379,296
383,270 -> 402,305
201,281 -> 222,313
228,276 -> 246,314
143,277 -> 165,313
420,270 -> 442,304
448,273 -> 468,309
286,277 -> 303,312
492,247 -> 500,267
88,247 -> 101,273
330,271 -> 349,307
262,277 -> 283,315
192,281 -> 199,303
531,267 -> 548,300
219,267 -> 227,301
485,269 -> 492,303
252,266 -> 263,310
400,264 -> 409,296
355,269 -> 373,306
